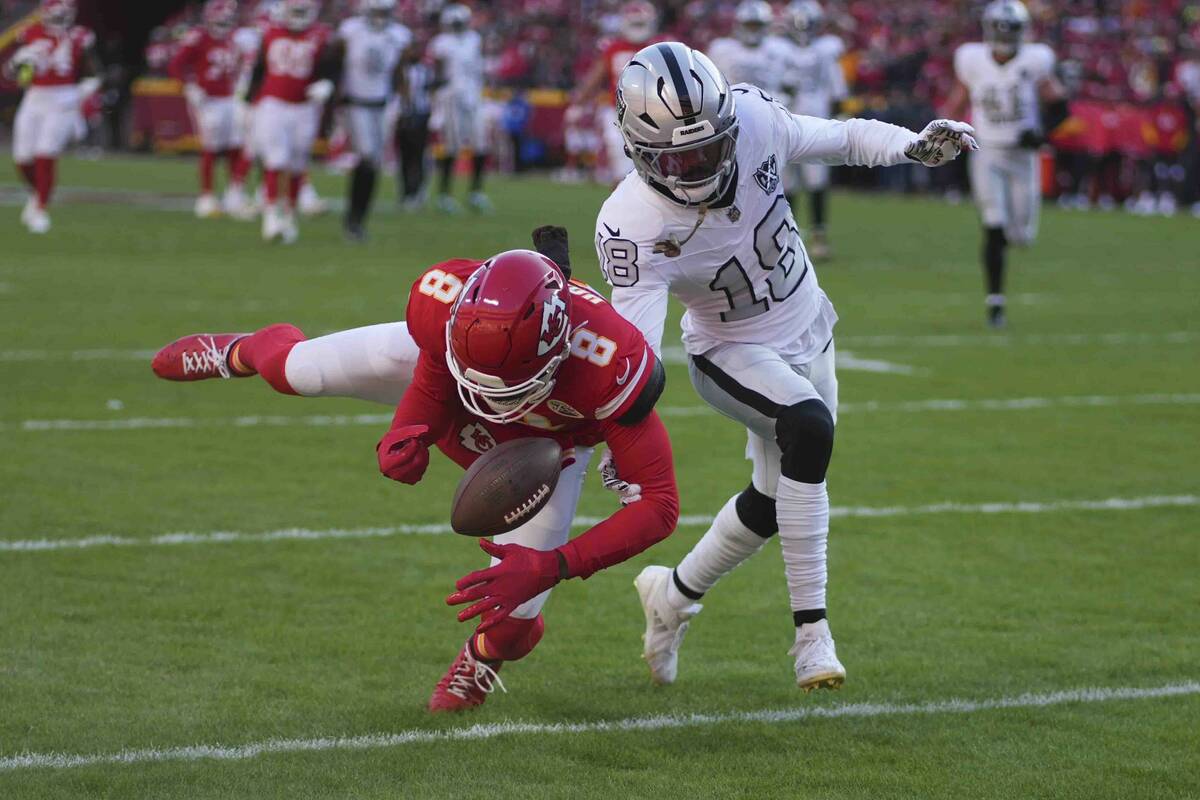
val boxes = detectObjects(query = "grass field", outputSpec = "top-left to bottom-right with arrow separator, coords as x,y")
1,156 -> 1198,799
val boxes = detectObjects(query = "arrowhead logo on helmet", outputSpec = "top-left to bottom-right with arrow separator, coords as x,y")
537,292 -> 568,356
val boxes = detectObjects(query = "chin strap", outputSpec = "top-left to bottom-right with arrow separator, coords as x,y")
653,204 -> 709,257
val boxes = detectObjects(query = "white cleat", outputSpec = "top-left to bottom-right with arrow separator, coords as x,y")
467,191 -> 493,214
261,205 -> 283,242
222,185 -> 255,220
634,565 -> 701,685
435,194 -> 461,215
194,193 -> 220,218
297,183 -> 327,216
279,210 -> 299,244
789,619 -> 846,692
20,196 -> 36,227
25,206 -> 51,234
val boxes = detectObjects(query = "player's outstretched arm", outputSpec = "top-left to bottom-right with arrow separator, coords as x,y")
446,409 -> 679,631
377,350 -> 457,484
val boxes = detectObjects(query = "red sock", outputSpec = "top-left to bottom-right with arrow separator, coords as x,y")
473,614 -> 545,662
263,169 -> 280,204
233,323 -> 306,395
224,149 -> 240,181
287,173 -> 303,208
16,162 -> 35,189
199,151 -> 216,194
34,157 -> 55,207
232,152 -> 251,183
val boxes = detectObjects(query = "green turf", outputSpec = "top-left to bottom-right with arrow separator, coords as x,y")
1,156 -> 1198,799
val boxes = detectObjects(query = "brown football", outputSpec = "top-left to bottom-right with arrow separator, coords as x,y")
450,438 -> 563,537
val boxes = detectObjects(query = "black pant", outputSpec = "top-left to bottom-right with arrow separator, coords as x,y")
395,113 -> 430,200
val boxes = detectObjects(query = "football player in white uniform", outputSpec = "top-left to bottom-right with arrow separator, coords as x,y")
779,0 -> 847,259
427,3 -> 490,213
706,0 -> 790,93
333,0 -> 411,240
596,43 -> 975,691
943,0 -> 1067,328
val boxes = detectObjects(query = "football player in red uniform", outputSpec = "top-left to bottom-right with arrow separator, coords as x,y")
170,0 -> 248,219
4,0 -> 100,234
150,232 -> 679,713
246,0 -> 334,242
570,0 -> 662,183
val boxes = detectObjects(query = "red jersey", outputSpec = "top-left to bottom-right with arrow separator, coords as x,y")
168,28 -> 242,97
256,24 -> 331,103
601,37 -> 664,103
392,258 -> 678,579
17,23 -> 94,87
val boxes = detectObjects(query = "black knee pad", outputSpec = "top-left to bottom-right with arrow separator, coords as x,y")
775,399 -> 835,483
735,483 -> 777,539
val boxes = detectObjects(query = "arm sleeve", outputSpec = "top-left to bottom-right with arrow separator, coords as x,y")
167,39 -> 193,82
779,109 -> 918,167
557,411 -> 679,579
596,220 -> 672,357
609,282 -> 670,358
386,348 -> 459,444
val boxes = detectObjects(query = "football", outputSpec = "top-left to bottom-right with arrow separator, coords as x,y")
450,438 -> 563,536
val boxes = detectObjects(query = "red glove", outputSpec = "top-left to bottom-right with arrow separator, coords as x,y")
376,424 -> 430,484
446,540 -> 563,631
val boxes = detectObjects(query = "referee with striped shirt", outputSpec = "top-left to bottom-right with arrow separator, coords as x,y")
395,51 -> 433,210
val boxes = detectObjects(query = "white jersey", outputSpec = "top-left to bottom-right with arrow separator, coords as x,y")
954,41 -> 1055,148
338,17 -> 411,103
706,36 -> 792,95
779,39 -> 847,118
595,86 -> 918,364
427,29 -> 483,97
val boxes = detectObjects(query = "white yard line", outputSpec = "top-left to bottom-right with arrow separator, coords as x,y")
3,495 -> 1194,554
6,393 -> 1200,432
1,681 -> 1195,772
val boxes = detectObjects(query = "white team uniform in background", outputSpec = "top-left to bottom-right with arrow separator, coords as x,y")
595,87 -> 917,499
955,41 -> 1055,244
428,29 -> 488,153
13,85 -> 83,162
706,35 -> 792,95
779,38 -> 847,191
338,16 -> 410,165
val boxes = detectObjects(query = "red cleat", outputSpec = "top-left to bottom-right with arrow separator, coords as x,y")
427,641 -> 506,713
151,333 -> 247,381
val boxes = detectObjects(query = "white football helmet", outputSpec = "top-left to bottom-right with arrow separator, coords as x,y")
440,3 -> 471,31
620,0 -> 657,44
983,0 -> 1030,57
787,0 -> 824,46
617,42 -> 738,206
360,0 -> 395,29
735,0 -> 774,47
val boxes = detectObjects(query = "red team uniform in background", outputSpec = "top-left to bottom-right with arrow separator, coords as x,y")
169,24 -> 244,199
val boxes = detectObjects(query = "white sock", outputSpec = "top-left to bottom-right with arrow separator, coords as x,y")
775,476 -> 829,611
670,494 -> 769,609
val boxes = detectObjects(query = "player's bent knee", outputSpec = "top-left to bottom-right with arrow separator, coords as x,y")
775,399 -> 835,483
478,613 -> 545,662
736,483 -> 778,538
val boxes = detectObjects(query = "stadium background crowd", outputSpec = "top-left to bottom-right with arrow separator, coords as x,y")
3,0 -> 1200,213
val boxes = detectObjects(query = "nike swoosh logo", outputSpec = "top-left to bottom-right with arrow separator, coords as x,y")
603,223 -> 621,237
615,357 -> 632,385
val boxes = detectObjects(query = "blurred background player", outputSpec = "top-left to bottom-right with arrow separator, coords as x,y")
393,41 -> 433,211
170,0 -> 248,219
427,3 -> 490,214
706,0 -> 789,91
780,0 -> 847,260
570,0 -> 660,185
332,0 -> 410,240
5,0 -> 100,234
248,0 -> 335,243
943,0 -> 1068,329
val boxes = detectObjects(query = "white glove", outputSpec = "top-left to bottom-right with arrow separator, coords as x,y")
905,119 -> 979,167
10,44 -> 39,69
306,79 -> 333,105
78,77 -> 102,99
598,449 -> 642,506
183,82 -> 205,108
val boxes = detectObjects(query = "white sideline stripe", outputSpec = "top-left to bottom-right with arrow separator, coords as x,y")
3,495 -> 1195,553
3,331 -> 1196,363
6,393 -> 1200,432
1,681 -> 1196,772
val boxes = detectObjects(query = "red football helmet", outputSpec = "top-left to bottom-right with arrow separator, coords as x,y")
446,250 -> 573,424
204,0 -> 238,35
280,0 -> 319,31
41,0 -> 76,30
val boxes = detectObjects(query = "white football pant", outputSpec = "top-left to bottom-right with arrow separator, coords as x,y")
969,146 -> 1041,245
13,86 -> 82,162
